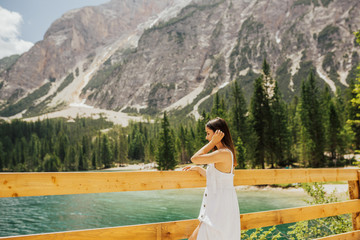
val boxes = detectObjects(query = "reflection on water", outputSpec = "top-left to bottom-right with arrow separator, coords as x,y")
0,187 -> 309,237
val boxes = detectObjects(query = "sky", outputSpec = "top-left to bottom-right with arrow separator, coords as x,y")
0,0 -> 109,59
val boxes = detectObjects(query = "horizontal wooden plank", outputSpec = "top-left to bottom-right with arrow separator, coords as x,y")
0,168 -> 358,197
2,200 -> 360,239
234,168 -> 359,186
0,219 -> 200,240
241,199 -> 360,230
315,230 -> 360,240
0,171 -> 206,197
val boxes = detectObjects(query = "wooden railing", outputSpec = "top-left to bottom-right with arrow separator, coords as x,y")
1,168 -> 360,239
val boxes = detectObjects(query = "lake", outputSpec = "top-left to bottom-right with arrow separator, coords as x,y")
0,186 -> 309,238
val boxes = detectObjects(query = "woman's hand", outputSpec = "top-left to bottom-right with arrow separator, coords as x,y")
210,129 -> 224,145
182,166 -> 196,171
183,166 -> 206,177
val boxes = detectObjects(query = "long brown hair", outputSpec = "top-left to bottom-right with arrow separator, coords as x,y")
206,117 -> 237,167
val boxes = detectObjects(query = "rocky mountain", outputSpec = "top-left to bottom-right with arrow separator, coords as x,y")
0,0 -> 359,120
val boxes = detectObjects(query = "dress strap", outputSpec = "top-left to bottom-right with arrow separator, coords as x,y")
224,148 -> 234,174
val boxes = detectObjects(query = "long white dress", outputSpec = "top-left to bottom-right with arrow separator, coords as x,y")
197,148 -> 241,240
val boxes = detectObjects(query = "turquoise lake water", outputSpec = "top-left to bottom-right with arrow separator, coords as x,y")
0,187 -> 309,238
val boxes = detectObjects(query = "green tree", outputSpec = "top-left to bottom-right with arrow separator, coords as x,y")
299,71 -> 325,167
262,58 -> 270,76
58,132 -> 69,164
211,92 -> 221,117
156,111 -> 177,170
91,147 -> 97,170
235,137 -> 246,169
231,81 -> 249,146
128,123 -> 146,161
119,130 -> 128,165
101,134 -> 113,168
288,96 -> 300,165
0,142 -> 4,171
250,76 -> 271,168
195,117 -> 207,151
78,143 -> 88,171
113,137 -> 120,163
67,145 -> 77,171
177,124 -> 190,164
82,135 -> 91,162
29,133 -> 41,171
327,101 -> 343,162
348,31 -> 360,150
128,131 -> 145,160
42,153 -> 61,172
270,82 -> 291,167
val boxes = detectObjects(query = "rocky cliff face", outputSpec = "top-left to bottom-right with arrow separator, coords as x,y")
0,0 -> 359,117
0,0 -> 183,107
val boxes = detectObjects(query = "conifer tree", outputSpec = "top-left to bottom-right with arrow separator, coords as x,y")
29,133 -> 41,171
288,96 -> 300,165
91,149 -> 97,170
82,135 -> 91,162
299,71 -> 325,167
178,124 -> 189,164
270,82 -> 291,167
347,31 -> 360,150
195,117 -> 207,151
58,132 -> 69,163
231,81 -> 249,142
262,58 -> 270,76
101,134 -> 113,168
327,101 -> 342,161
211,92 -> 221,118
113,137 -> 120,163
334,87 -> 346,125
250,76 -> 270,168
119,130 -> 128,165
0,142 -> 3,171
156,111 -> 176,170
219,97 -> 228,120
43,153 -> 61,172
235,137 -> 246,169
347,76 -> 360,149
78,144 -> 86,171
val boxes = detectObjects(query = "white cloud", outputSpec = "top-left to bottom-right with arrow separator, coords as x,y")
0,6 -> 33,59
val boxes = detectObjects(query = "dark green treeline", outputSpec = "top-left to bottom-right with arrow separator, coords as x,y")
1,58 -> 360,171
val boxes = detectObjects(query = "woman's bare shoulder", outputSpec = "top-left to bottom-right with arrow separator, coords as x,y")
216,148 -> 232,154
214,149 -> 232,158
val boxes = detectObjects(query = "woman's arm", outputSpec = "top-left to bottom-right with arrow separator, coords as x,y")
190,130 -> 230,164
190,140 -> 216,162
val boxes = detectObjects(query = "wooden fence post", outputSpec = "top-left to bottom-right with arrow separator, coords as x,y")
348,170 -> 360,230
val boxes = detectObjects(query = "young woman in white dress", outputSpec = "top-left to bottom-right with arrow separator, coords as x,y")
183,117 -> 241,240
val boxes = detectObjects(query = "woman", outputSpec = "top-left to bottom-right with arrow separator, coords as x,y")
183,117 -> 241,240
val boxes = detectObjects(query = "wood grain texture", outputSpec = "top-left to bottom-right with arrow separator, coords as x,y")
1,168 -> 358,197
315,230 -> 360,240
348,170 -> 360,230
0,219 -> 200,240
241,199 -> 360,230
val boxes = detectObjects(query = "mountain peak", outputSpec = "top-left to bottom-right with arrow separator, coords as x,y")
0,0 -> 359,122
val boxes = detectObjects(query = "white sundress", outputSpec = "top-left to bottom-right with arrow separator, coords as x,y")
197,148 -> 241,240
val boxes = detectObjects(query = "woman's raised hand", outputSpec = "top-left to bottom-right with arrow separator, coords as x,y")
210,129 -> 224,144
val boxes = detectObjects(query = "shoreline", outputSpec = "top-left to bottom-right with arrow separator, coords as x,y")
235,184 -> 349,194
105,162 -> 157,171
